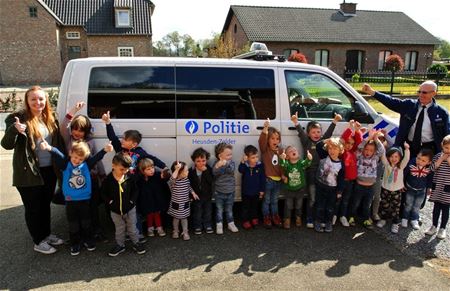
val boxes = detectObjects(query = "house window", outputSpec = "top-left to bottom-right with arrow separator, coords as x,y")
315,50 -> 329,67
378,50 -> 392,70
115,9 -> 131,27
66,32 -> 80,39
29,6 -> 37,17
283,49 -> 299,58
405,51 -> 418,71
234,24 -> 237,34
68,46 -> 81,60
118,47 -> 134,57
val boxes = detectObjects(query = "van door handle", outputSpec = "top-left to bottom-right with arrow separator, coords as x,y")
288,127 -> 297,130
256,126 -> 264,130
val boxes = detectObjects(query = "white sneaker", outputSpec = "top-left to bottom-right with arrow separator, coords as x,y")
373,214 -> 381,221
45,234 -> 64,246
34,241 -> 57,254
376,219 -> 386,228
228,222 -> 239,233
216,223 -> 223,235
401,219 -> 408,228
391,223 -> 400,234
425,225 -> 437,236
410,220 -> 420,230
436,228 -> 447,239
332,215 -> 337,225
340,216 -> 349,227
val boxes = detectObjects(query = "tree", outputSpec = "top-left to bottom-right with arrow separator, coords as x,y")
434,38 -> 450,60
288,52 -> 308,63
384,54 -> 404,95
207,33 -> 250,58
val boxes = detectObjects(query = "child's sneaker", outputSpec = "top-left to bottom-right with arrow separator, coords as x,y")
391,223 -> 400,234
205,227 -> 214,234
410,220 -> 420,230
172,230 -> 179,239
133,243 -> 146,255
228,222 -> 239,233
272,214 -> 282,227
363,219 -> 373,229
182,232 -> 190,241
283,218 -> 291,229
340,216 -> 349,227
138,234 -> 147,244
348,217 -> 356,226
401,219 -> 408,228
83,241 -> 96,251
295,216 -> 302,227
34,241 -> 57,255
108,244 -> 125,257
314,222 -> 324,233
437,228 -> 447,239
263,216 -> 272,228
194,228 -> 202,235
45,234 -> 64,246
373,214 -> 381,221
324,222 -> 333,233
376,219 -> 386,228
147,227 -> 155,237
251,218 -> 259,227
70,244 -> 81,256
156,227 -> 166,237
425,225 -> 437,236
306,217 -> 314,229
216,222 -> 223,235
242,221 -> 252,230
332,215 -> 337,226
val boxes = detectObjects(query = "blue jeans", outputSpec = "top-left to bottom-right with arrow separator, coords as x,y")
315,183 -> 337,224
351,183 -> 374,221
262,179 -> 281,216
402,188 -> 425,221
335,180 -> 354,218
215,191 -> 234,223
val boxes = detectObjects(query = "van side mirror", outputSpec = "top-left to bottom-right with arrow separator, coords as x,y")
351,101 -> 374,123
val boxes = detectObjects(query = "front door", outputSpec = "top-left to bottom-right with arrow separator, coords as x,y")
345,50 -> 364,78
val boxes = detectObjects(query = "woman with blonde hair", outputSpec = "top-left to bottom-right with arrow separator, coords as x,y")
1,86 -> 65,254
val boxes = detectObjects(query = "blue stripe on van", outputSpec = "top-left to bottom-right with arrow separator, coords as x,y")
363,119 -> 390,139
388,127 -> 398,138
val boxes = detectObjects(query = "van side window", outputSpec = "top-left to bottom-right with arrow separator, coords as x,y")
88,67 -> 175,119
285,70 -> 354,120
176,67 -> 276,119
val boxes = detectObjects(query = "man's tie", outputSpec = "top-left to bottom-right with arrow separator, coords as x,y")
411,105 -> 426,156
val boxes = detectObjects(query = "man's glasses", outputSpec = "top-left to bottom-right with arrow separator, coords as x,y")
417,90 -> 434,94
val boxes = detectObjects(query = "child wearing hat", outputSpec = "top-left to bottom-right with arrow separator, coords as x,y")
376,142 -> 410,233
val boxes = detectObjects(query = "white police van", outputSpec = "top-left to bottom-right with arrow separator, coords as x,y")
57,50 -> 398,199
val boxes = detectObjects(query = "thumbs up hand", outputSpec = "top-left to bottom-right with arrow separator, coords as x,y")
14,116 -> 27,134
101,111 -> 111,125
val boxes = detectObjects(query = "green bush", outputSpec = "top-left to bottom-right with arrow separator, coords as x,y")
351,73 -> 360,82
427,64 -> 449,79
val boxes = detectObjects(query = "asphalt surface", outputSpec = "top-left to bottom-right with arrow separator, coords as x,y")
1,133 -> 449,290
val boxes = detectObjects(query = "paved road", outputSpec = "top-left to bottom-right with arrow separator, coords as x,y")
1,138 -> 449,290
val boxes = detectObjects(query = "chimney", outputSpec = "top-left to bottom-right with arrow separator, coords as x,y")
340,2 -> 357,16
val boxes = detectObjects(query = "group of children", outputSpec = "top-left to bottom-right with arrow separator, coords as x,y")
49,102 -> 450,257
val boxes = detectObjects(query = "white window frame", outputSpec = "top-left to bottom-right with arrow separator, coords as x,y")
405,51 -> 418,71
315,49 -> 329,67
283,49 -> 299,58
378,50 -> 392,70
66,31 -> 80,39
118,47 -> 134,57
115,9 -> 131,27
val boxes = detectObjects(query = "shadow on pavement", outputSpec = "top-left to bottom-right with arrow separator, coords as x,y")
0,203 -> 431,290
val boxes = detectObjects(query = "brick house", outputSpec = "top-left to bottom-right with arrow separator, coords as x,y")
0,0 -> 155,85
222,3 -> 440,77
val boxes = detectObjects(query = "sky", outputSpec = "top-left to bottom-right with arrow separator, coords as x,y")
151,0 -> 450,43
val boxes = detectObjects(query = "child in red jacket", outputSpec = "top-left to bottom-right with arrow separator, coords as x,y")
335,120 -> 363,227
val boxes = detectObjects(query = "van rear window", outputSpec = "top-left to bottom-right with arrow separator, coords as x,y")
87,66 -> 275,119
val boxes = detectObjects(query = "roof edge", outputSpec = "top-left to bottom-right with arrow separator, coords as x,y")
36,0 -> 63,25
